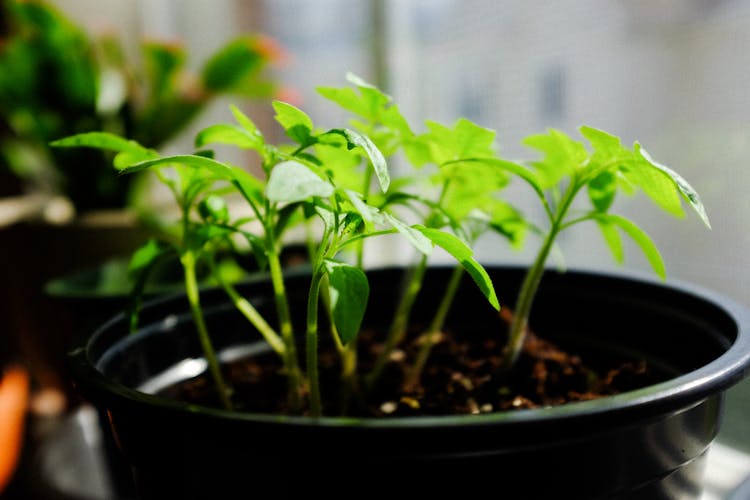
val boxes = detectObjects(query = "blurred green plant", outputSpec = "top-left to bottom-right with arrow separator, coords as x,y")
0,0 -> 282,213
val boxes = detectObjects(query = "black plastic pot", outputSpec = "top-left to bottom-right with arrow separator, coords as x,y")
67,266 -> 750,499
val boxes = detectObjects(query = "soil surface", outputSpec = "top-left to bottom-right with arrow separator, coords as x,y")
159,307 -> 662,417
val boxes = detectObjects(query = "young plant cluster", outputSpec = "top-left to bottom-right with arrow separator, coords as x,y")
53,74 -> 709,417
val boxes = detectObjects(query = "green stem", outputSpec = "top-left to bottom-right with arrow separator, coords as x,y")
356,164 -> 374,269
181,251 -> 233,410
500,180 -> 581,371
214,268 -> 286,356
306,269 -> 325,417
404,265 -> 464,389
367,254 -> 428,387
267,248 -> 303,412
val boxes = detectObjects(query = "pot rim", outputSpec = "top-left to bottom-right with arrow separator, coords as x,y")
68,265 -> 750,429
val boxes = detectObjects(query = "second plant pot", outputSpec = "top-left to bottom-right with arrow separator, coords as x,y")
67,266 -> 750,499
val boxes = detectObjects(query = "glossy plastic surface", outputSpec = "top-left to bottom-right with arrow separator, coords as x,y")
68,266 -> 750,499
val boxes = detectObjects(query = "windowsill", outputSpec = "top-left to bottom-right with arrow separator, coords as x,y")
702,442 -> 750,499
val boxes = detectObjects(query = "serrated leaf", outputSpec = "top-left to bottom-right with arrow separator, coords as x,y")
636,145 -> 711,228
266,161 -> 334,203
580,126 -> 622,156
419,119 -> 496,166
324,260 -> 369,344
523,129 -> 588,187
273,101 -> 315,146
440,158 -> 511,222
621,148 -> 685,220
415,226 -> 499,310
593,213 -> 666,279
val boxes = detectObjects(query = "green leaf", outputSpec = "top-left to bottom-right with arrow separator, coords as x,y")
329,128 -> 389,192
50,132 -> 158,170
344,190 -> 386,226
195,124 -> 262,151
442,157 -> 544,202
636,144 -> 711,228
620,148 -> 685,220
123,154 -> 234,179
595,219 -> 624,264
523,129 -> 588,187
324,260 -> 369,345
231,105 -> 264,141
266,161 -> 334,203
272,101 -> 315,146
439,158 -> 512,222
198,195 -> 229,223
418,119 -> 496,166
580,126 -> 622,157
415,226 -> 499,310
314,141 -> 363,192
382,213 -> 433,255
587,170 -> 617,212
128,239 -> 170,274
593,213 -> 666,279
317,72 -> 390,121
317,86 -> 368,118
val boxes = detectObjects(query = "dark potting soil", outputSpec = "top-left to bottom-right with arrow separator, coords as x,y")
157,308 -> 663,417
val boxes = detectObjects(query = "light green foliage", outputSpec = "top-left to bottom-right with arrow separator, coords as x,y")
51,72 -> 710,414
499,125 -> 710,369
266,161 -> 335,203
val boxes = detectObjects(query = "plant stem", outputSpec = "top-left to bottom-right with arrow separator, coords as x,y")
404,265 -> 464,389
367,255 -> 428,387
181,251 -> 233,410
306,269 -> 325,417
500,180 -> 581,371
267,248 -> 303,412
214,268 -> 286,356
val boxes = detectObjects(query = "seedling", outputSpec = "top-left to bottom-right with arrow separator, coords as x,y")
52,101 -> 498,416
52,77 -> 709,417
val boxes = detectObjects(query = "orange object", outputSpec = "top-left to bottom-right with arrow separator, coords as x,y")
0,365 -> 30,494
